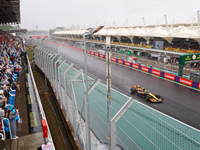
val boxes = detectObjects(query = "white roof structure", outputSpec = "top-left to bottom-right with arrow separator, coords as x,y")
148,26 -> 169,37
169,26 -> 198,39
53,24 -> 200,43
117,28 -> 130,36
105,28 -> 118,36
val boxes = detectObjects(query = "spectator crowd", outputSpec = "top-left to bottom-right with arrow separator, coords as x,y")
0,30 -> 26,140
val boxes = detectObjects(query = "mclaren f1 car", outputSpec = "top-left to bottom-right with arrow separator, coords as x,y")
130,85 -> 146,96
130,85 -> 163,103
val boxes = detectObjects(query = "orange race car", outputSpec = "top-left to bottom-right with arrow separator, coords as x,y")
130,85 -> 163,103
130,85 -> 147,96
145,92 -> 163,103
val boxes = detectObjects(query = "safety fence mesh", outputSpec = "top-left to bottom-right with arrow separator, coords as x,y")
35,45 -> 200,150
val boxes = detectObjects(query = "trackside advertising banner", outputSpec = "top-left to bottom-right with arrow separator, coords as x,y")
87,50 -> 90,54
100,54 -> 104,58
91,51 -> 95,55
141,66 -> 149,72
95,53 -> 99,56
179,77 -> 193,87
152,69 -> 161,76
118,59 -> 123,64
111,57 -> 116,62
199,83 -> 200,89
125,61 -> 130,66
164,73 -> 175,81
132,63 -> 139,69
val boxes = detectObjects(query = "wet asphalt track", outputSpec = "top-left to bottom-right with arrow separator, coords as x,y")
50,43 -> 200,130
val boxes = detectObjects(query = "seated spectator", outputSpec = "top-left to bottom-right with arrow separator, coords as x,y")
0,90 -> 7,101
11,80 -> 20,92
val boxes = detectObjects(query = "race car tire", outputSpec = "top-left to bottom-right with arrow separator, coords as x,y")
130,88 -> 136,94
156,94 -> 161,99
146,96 -> 149,101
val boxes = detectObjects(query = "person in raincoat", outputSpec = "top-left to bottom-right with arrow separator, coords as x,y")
7,108 -> 19,139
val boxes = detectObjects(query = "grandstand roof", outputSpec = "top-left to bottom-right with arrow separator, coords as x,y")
0,0 -> 20,24
53,24 -> 200,43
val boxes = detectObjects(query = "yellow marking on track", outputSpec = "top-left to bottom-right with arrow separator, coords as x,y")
28,95 -> 33,104
26,82 -> 29,87
30,112 -> 34,127
29,111 -> 38,127
33,112 -> 38,127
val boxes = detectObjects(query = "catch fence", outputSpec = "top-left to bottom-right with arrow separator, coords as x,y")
34,43 -> 200,150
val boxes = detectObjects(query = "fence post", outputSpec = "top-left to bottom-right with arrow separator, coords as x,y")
63,63 -> 73,121
71,69 -> 83,139
43,50 -> 50,74
49,55 -> 57,83
57,59 -> 66,105
111,98 -> 134,150
53,57 -> 62,93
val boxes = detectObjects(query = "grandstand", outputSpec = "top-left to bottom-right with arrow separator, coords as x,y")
53,21 -> 200,52
0,1 -> 56,150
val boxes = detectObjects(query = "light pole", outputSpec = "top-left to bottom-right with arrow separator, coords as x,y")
106,36 -> 111,149
83,26 -> 104,150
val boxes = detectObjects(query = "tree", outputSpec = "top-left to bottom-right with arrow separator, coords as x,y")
0,25 -> 13,31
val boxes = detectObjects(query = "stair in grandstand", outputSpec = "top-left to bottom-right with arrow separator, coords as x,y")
0,132 -> 44,150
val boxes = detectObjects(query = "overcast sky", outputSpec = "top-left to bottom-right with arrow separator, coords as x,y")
20,0 -> 200,30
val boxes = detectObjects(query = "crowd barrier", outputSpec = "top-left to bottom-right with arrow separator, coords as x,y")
47,41 -> 200,90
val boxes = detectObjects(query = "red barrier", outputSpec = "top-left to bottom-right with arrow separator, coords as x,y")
179,77 -> 193,86
87,50 -> 90,54
132,63 -> 139,69
41,119 -> 48,138
118,59 -> 123,64
164,73 -> 175,81
198,83 -> 200,89
91,51 -> 95,55
100,54 -> 104,58
38,36 -> 48,39
95,52 -> 99,56
30,36 -> 39,39
152,69 -> 161,76
81,49 -> 84,52
111,57 -> 116,62
124,61 -> 130,66
141,66 -> 149,72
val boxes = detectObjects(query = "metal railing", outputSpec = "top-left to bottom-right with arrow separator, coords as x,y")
27,52 -> 55,150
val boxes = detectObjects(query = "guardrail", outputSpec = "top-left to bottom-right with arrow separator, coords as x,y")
27,54 -> 55,149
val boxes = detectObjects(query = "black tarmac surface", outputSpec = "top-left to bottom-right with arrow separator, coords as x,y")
50,43 -> 200,130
